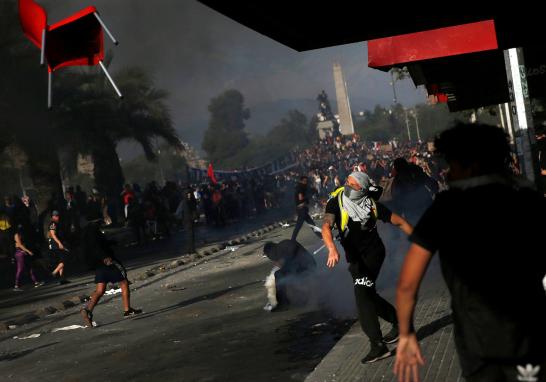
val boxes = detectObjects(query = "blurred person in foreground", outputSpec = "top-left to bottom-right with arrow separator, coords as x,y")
394,123 -> 546,382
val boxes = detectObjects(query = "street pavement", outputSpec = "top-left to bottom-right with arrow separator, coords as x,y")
0,212 -> 462,382
0,209 -> 292,324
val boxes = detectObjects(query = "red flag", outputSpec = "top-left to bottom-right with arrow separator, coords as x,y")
207,163 -> 218,185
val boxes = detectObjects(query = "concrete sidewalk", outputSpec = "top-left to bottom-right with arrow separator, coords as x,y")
305,276 -> 463,382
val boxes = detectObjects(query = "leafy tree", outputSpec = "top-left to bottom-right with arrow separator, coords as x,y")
0,0 -> 61,212
219,109 -> 312,169
52,64 -> 182,201
202,89 -> 250,163
122,144 -> 188,185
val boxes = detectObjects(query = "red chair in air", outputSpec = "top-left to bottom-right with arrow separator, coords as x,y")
18,0 -> 122,108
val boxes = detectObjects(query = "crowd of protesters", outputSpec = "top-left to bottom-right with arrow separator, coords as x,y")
0,128 -> 529,292
0,174 -> 301,290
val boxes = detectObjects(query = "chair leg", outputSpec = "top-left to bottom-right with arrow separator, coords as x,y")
98,60 -> 123,98
40,28 -> 46,67
47,71 -> 52,109
93,12 -> 118,45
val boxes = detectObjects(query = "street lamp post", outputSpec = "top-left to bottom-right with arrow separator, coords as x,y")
411,108 -> 422,142
404,108 -> 412,142
390,70 -> 398,104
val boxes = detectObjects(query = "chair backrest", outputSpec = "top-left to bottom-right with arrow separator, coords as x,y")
18,0 -> 47,49
46,6 -> 103,72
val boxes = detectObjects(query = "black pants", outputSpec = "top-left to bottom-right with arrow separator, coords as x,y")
291,207 -> 320,241
348,242 -> 397,343
183,221 -> 195,254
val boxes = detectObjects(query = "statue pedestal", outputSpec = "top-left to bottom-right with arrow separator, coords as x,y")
317,120 -> 335,139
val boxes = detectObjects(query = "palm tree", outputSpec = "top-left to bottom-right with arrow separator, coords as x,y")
52,61 -> 183,203
1,1 -> 181,214
1,0 -> 62,213
389,67 -> 410,104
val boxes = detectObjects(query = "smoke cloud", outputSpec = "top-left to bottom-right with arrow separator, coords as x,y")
43,0 -> 424,156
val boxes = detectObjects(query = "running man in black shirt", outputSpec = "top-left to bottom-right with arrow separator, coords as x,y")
80,217 -> 141,327
291,176 -> 321,241
322,171 -> 413,363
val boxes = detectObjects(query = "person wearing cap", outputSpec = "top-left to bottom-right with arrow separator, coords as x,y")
322,171 -> 413,364
262,240 -> 317,311
48,210 -> 70,285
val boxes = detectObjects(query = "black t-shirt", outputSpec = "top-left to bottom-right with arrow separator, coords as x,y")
47,220 -> 61,249
83,222 -> 116,269
325,195 -> 392,262
295,183 -> 308,206
409,182 -> 546,375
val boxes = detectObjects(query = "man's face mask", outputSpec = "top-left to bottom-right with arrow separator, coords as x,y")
344,183 -> 365,200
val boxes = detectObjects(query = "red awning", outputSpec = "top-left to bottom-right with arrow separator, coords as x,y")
368,20 -> 498,69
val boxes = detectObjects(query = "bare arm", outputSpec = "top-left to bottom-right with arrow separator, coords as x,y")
390,212 -> 413,236
393,243 -> 432,381
396,243 -> 432,336
49,229 -> 64,250
298,193 -> 305,202
14,233 -> 33,255
322,213 -> 340,268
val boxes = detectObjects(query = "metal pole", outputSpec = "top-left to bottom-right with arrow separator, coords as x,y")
93,12 -> 119,45
498,104 -> 506,130
404,108 -> 411,142
47,71 -> 52,109
390,70 -> 398,104
504,48 -> 538,182
98,60 -> 123,98
504,102 -> 515,145
40,28 -> 46,66
413,109 -> 421,142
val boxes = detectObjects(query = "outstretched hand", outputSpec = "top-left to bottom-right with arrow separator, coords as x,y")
326,248 -> 340,268
393,333 -> 425,382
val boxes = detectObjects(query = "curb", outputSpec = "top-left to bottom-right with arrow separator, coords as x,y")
0,218 -> 290,333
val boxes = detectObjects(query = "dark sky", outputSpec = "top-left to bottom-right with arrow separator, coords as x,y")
45,0 -> 424,158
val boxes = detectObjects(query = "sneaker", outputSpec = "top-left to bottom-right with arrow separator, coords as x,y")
361,342 -> 391,364
383,324 -> 399,344
123,307 -> 142,317
34,281 -> 45,288
80,308 -> 94,328
13,286 -> 23,292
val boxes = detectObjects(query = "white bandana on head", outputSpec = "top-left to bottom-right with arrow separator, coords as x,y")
342,172 -> 375,227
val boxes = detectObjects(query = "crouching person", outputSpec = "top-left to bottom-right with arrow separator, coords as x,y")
263,239 -> 317,311
80,215 -> 141,327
